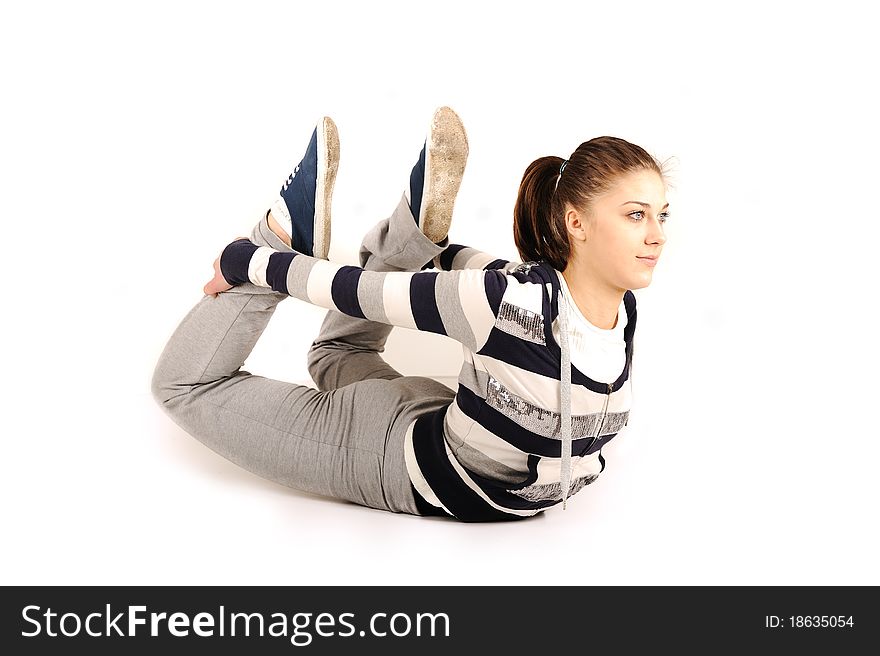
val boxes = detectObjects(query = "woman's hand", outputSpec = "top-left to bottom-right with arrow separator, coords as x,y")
203,237 -> 249,297
203,256 -> 232,297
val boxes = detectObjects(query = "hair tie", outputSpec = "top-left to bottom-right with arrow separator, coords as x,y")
554,159 -> 569,193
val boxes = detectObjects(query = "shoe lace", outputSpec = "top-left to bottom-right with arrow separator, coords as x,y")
281,164 -> 301,192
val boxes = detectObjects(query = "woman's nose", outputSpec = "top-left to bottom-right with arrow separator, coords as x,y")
648,219 -> 667,245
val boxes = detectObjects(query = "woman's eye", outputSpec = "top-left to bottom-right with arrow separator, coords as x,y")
629,210 -> 670,223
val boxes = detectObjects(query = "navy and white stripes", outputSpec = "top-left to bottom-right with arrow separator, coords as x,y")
222,238 -> 510,354
219,238 -> 637,522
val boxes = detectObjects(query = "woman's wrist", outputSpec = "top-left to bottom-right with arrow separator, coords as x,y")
219,238 -> 260,286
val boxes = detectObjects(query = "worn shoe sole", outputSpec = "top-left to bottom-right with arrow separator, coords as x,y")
420,106 -> 468,243
313,116 -> 339,260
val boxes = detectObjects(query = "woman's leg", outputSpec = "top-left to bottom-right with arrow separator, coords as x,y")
306,107 -> 477,391
151,212 -> 426,515
306,192 -> 450,391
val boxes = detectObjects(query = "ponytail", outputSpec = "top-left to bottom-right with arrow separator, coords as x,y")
513,156 -> 570,271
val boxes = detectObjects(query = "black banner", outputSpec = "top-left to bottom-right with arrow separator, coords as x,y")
1,586 -> 875,653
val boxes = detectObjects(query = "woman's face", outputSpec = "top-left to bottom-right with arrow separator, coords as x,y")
570,169 -> 668,292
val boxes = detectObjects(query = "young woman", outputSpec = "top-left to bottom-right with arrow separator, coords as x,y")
152,106 -> 670,522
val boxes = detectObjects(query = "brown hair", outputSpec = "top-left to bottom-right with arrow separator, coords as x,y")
513,136 -> 672,271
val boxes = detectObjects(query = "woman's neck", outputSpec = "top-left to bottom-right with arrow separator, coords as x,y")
560,264 -> 623,330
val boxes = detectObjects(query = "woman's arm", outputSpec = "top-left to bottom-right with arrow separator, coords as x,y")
214,239 -> 509,354
423,242 -> 523,274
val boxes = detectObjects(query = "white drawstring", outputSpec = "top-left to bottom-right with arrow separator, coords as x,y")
557,289 -> 573,509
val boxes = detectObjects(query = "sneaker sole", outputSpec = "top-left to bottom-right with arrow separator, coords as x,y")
420,106 -> 468,243
313,116 -> 339,260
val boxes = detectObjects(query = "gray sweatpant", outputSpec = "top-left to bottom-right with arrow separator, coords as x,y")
151,194 -> 456,516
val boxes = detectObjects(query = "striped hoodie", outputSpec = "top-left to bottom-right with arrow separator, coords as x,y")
220,240 -> 637,522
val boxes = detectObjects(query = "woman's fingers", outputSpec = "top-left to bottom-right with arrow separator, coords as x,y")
204,238 -> 249,297
204,256 -> 233,297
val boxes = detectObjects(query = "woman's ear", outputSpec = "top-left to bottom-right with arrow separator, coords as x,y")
565,206 -> 588,243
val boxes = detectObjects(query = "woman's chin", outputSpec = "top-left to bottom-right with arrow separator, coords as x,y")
627,271 -> 654,290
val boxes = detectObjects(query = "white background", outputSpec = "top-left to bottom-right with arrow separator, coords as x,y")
2,0 -> 877,585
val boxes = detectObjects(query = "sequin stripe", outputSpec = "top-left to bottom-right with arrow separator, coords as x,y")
507,473 -> 598,502
494,301 -> 545,344
598,411 -> 629,435
512,261 -> 539,274
485,376 -> 629,440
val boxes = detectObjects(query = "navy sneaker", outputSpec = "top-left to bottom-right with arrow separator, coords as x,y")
406,106 -> 468,243
270,116 -> 339,259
